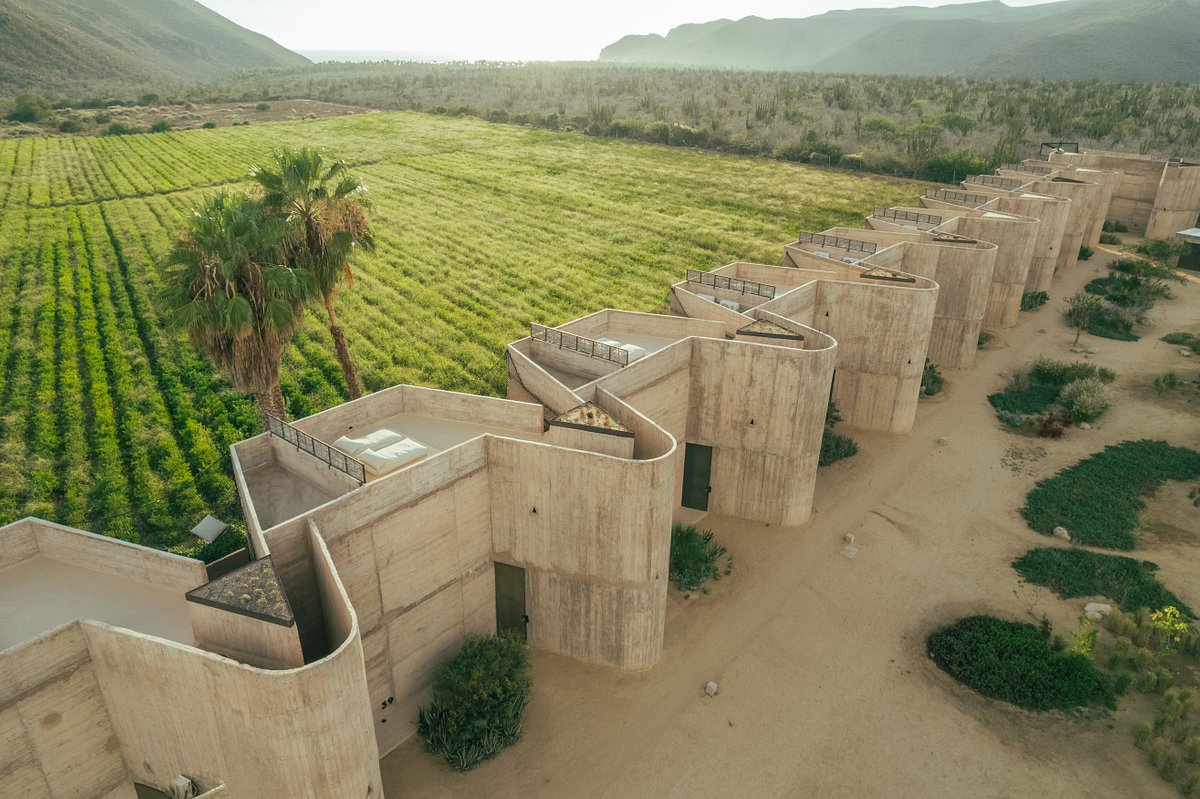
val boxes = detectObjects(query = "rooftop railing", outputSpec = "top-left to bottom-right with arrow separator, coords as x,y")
872,208 -> 942,227
686,269 -> 776,299
531,323 -> 630,366
926,188 -> 988,206
265,415 -> 366,484
797,231 -> 878,255
965,174 -> 1027,190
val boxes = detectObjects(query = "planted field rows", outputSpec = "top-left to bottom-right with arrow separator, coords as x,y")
0,112 -> 925,552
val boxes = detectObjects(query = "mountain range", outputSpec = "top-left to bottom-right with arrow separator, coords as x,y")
600,0 -> 1200,82
0,0 -> 309,96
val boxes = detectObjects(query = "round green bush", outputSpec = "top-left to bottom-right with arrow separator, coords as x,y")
1058,377 -> 1111,422
927,616 -> 1114,711
417,632 -> 531,771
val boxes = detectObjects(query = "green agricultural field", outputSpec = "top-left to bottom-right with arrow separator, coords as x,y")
0,111 -> 925,553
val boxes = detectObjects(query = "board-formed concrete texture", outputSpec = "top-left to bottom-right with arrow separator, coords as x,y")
0,518 -> 383,798
1049,149 -> 1200,238
3,144 -> 1175,797
870,204 -> 1038,329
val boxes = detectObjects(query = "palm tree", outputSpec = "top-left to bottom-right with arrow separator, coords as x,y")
250,147 -> 374,400
161,191 -> 314,427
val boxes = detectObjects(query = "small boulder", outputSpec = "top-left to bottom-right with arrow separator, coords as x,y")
705,681 -> 719,697
937,436 -> 947,446
1078,422 -> 1092,430
1086,347 -> 1099,355
1053,526 -> 1071,542
1182,349 -> 1193,358
1039,328 -> 1047,334
1084,602 -> 1112,620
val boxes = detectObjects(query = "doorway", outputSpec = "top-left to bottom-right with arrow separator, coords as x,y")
494,562 -> 527,640
681,443 -> 713,511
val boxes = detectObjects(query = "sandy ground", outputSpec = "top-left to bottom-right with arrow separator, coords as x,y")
382,247 -> 1199,798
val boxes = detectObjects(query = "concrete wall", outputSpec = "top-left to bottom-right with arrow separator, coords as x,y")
188,601 -> 305,670
0,624 -> 133,799
810,277 -> 934,433
1002,174 -> 1101,271
1,518 -> 379,799
1148,163 -> 1200,239
952,184 -> 1071,295
824,227 -> 994,370
686,337 -> 834,526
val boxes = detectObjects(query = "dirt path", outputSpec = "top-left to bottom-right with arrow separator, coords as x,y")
382,249 -> 1199,798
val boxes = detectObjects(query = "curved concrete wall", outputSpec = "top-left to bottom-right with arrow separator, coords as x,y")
955,184 -> 1071,295
1001,173 -> 1102,271
910,203 -> 1039,329
1,524 -> 383,799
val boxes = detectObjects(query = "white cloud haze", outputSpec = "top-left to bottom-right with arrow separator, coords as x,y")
198,0 -> 1066,61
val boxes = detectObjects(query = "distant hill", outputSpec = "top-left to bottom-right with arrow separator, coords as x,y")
600,0 -> 1200,82
0,0 -> 310,97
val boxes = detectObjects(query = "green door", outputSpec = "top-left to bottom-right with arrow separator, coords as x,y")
681,443 -> 713,511
494,562 -> 527,640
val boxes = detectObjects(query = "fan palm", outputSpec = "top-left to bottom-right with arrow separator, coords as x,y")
160,191 -> 314,427
250,146 -> 374,400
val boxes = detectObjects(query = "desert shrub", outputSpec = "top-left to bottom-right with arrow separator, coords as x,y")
94,112 -> 111,124
1162,332 -> 1200,354
997,410 -> 1024,428
1012,548 -> 1192,616
1020,440 -> 1200,549
1058,377 -> 1111,422
1099,232 -> 1122,245
926,616 -> 1114,711
1020,290 -> 1049,311
1028,357 -> 1116,386
1104,220 -> 1129,233
819,400 -> 858,467
988,373 -> 1059,415
1155,372 -> 1180,394
1137,238 -> 1189,265
977,331 -> 993,348
149,120 -> 172,133
7,92 -> 51,123
417,632 -> 531,771
920,359 -> 944,397
1078,245 -> 1094,261
1187,736 -> 1200,763
1148,737 -> 1181,780
1039,411 -> 1069,439
1086,273 -> 1171,310
669,523 -> 727,592
57,118 -> 85,133
256,102 -> 271,111
105,122 -> 143,136
1113,671 -> 1134,695
1089,306 -> 1139,341
201,121 -> 217,129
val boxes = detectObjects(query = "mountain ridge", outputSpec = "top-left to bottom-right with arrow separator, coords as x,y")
599,0 -> 1200,82
0,0 -> 310,96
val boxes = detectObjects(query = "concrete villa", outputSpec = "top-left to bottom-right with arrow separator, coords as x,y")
2,145 -> 1191,798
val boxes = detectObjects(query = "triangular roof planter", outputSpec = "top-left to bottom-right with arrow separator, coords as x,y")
185,555 -> 295,627
737,319 -> 804,341
549,402 -> 633,438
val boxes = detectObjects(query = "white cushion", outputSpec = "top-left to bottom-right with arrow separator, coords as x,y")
696,293 -> 717,303
842,256 -> 858,264
334,428 -> 404,456
359,437 -> 429,475
813,250 -> 829,258
596,337 -> 622,347
719,299 -> 741,312
619,343 -> 648,362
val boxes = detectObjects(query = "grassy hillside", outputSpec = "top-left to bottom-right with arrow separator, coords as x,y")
0,112 -> 925,551
600,0 -> 1200,82
0,0 -> 308,97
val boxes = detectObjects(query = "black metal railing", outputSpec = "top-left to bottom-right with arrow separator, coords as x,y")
531,323 -> 630,366
1002,163 -> 1054,175
798,231 -> 878,255
266,415 -> 366,484
686,269 -> 776,299
872,208 -> 942,227
965,174 -> 1026,190
926,188 -> 988,205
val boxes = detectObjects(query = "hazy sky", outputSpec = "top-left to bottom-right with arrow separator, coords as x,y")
199,0 -> 1065,61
